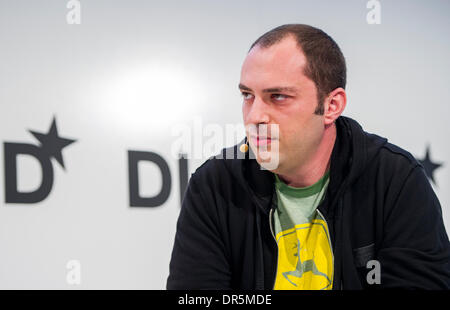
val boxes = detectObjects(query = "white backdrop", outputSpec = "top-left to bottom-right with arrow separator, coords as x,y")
0,0 -> 449,289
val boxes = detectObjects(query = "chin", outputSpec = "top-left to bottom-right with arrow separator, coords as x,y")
255,151 -> 281,171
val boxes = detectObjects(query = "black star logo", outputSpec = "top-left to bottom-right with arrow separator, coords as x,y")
417,145 -> 443,186
28,117 -> 76,170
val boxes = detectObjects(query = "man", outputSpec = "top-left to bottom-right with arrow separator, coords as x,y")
167,24 -> 450,289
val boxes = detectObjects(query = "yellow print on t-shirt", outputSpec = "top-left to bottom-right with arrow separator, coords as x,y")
274,219 -> 333,290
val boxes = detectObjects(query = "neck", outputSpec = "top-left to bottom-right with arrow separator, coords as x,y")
277,122 -> 336,188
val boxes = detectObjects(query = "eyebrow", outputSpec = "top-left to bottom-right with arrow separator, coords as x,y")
238,83 -> 298,94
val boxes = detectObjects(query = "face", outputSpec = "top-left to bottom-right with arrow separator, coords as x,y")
240,36 -> 327,174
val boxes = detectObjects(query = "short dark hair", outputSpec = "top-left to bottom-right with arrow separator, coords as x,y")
250,24 -> 346,115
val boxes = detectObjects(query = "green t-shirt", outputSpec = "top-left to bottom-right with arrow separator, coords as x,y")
272,171 -> 334,290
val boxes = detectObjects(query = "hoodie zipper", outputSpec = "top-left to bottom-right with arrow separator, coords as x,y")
316,208 -> 335,289
268,207 -> 279,289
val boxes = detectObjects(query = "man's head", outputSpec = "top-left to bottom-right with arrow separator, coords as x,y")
240,24 -> 347,174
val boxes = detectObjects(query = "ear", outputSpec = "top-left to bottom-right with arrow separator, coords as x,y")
324,87 -> 346,125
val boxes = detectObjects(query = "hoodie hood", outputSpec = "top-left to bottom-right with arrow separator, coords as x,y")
222,115 -> 388,215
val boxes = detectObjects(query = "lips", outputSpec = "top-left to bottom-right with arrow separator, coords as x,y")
250,136 -> 275,146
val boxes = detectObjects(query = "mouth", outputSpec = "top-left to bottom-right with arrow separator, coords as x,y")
250,136 -> 276,146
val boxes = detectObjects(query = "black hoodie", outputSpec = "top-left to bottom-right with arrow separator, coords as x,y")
167,115 -> 450,289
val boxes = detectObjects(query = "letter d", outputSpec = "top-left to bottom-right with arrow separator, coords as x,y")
4,143 -> 54,204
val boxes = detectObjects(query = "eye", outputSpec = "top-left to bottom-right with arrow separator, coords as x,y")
271,94 -> 288,101
241,92 -> 254,100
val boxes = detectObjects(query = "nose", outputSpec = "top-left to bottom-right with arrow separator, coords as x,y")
244,96 -> 269,125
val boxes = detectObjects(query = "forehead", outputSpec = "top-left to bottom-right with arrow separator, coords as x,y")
240,36 -> 308,86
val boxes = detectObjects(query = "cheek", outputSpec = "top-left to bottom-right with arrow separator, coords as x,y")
279,116 -> 318,148
278,111 -> 306,139
242,103 -> 250,123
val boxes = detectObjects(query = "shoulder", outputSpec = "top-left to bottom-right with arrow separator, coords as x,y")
375,142 -> 433,208
381,142 -> 421,167
189,143 -> 244,187
376,142 -> 423,179
359,140 -> 427,204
